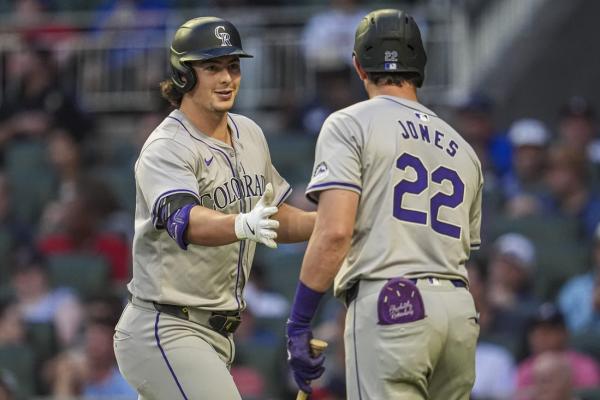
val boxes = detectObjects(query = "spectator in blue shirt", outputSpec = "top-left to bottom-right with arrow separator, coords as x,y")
558,223 -> 600,333
454,93 -> 512,179
502,118 -> 551,218
543,145 -> 600,240
46,301 -> 136,399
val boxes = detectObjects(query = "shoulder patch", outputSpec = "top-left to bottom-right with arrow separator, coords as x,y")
312,162 -> 329,182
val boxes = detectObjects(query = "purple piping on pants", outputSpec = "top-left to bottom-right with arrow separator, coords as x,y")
154,313 -> 189,400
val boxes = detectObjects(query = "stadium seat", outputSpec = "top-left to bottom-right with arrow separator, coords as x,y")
577,387 -> 600,400
47,253 -> 110,297
4,141 -> 48,173
235,341 -> 282,397
0,344 -> 35,398
91,166 -> 136,214
5,141 -> 56,223
488,215 -> 589,299
266,135 -> 316,185
26,322 -> 58,366
570,332 -> 600,365
0,228 -> 14,285
254,246 -> 304,300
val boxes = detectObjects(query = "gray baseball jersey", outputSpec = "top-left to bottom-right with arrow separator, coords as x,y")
128,109 -> 291,311
305,95 -> 483,298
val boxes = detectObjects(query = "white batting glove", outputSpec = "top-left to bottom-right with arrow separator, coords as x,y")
235,183 -> 280,248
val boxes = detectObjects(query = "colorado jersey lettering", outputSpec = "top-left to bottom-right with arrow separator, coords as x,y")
306,95 -> 483,298
130,109 -> 291,310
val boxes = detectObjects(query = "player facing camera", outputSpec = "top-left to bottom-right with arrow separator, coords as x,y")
160,16 -> 252,109
114,16 -> 317,399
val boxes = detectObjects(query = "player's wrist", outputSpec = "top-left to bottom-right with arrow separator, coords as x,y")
286,319 -> 311,337
287,281 -> 325,337
234,212 -> 248,240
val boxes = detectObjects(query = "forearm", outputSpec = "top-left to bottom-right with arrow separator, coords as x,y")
180,183 -> 278,249
185,205 -> 238,246
274,204 -> 316,243
299,230 -> 351,292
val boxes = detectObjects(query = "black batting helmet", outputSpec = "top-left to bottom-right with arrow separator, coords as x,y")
353,9 -> 427,87
169,17 -> 253,93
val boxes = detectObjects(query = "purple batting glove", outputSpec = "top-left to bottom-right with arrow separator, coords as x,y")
286,328 -> 326,394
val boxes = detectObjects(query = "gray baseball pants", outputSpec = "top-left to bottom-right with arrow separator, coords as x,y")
345,277 -> 480,400
113,297 -> 241,400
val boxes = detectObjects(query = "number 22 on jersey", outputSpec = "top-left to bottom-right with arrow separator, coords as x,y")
393,152 -> 464,239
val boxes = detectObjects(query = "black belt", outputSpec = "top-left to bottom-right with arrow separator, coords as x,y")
344,277 -> 467,307
128,294 -> 242,336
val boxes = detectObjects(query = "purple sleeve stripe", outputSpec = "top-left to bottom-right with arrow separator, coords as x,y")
306,181 -> 362,192
305,182 -> 361,205
275,185 -> 293,206
228,115 -> 240,138
166,116 -> 236,176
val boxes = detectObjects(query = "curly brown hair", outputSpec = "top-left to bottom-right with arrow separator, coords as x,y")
160,79 -> 183,107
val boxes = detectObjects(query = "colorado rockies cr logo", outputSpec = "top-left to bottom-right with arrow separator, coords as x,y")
214,26 -> 232,47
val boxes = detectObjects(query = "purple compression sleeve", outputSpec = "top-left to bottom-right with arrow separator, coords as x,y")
287,281 -> 325,336
166,203 -> 195,250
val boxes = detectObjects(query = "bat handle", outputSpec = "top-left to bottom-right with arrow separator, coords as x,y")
296,339 -> 328,400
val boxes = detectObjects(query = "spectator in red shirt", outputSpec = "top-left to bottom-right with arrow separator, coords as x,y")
516,303 -> 600,399
528,352 -> 580,400
38,179 -> 130,285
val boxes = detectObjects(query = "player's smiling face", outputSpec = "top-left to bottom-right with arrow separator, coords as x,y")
190,56 -> 241,113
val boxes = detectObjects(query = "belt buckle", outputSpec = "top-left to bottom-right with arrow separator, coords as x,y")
209,313 -> 241,335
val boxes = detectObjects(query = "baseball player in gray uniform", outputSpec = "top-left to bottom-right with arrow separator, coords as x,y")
286,9 -> 483,400
113,17 -> 315,399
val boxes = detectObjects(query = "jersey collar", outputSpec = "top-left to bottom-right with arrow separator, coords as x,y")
170,109 -> 241,150
375,95 -> 438,118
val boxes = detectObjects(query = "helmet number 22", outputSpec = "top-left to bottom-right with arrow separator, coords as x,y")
393,152 -> 464,239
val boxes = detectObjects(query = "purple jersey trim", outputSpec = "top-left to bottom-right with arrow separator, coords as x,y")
306,181 -> 362,204
151,189 -> 200,228
307,181 -> 362,191
166,115 -> 249,312
352,300 -> 364,400
166,116 -> 236,176
234,239 -> 245,311
228,115 -> 240,139
154,313 -> 189,400
275,185 -> 293,206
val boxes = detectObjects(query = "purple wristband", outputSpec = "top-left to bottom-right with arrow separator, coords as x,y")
287,281 -> 325,336
166,203 -> 195,250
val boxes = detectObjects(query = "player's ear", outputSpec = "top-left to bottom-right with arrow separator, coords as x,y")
352,54 -> 368,81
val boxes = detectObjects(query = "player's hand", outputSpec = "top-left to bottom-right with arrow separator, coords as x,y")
286,323 -> 325,394
235,182 -> 279,248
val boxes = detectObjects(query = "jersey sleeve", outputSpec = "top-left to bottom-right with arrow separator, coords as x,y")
269,164 -> 292,206
469,170 -> 484,250
305,113 -> 363,203
135,139 -> 201,228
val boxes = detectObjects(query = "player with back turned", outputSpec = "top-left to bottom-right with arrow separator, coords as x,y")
286,9 -> 483,400
113,17 -> 316,399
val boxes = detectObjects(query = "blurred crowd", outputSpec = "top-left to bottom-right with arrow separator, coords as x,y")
0,1 -> 598,400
